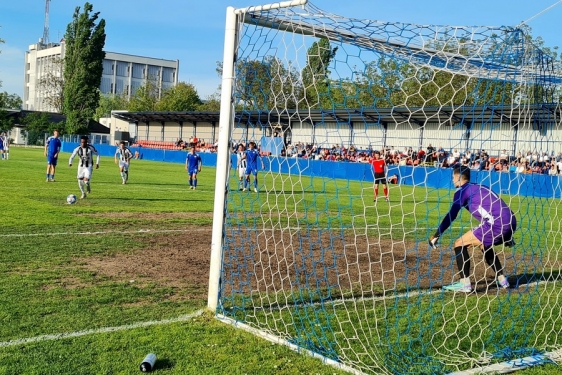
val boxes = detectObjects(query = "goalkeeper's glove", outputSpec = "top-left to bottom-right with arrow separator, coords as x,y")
428,233 -> 440,249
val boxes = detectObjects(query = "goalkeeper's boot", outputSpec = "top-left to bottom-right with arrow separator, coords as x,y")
443,281 -> 472,293
497,278 -> 510,289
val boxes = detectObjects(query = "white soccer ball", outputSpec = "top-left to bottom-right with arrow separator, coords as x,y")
66,194 -> 77,204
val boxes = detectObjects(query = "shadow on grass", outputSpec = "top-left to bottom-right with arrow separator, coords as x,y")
510,269 -> 562,290
153,358 -> 175,371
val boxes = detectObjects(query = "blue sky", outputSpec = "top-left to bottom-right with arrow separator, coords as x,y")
1,0 -> 560,100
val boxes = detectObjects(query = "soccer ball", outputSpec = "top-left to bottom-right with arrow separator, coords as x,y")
66,194 -> 77,204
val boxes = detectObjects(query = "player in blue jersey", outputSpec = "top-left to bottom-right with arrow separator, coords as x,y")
429,166 -> 516,293
44,129 -> 62,182
0,132 -> 7,160
185,146 -> 202,190
243,141 -> 265,192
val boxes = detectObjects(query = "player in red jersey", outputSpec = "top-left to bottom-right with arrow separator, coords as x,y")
370,150 -> 389,202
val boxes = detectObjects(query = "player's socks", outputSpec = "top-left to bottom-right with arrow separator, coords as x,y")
482,245 -> 504,277
375,188 -> 379,197
78,180 -> 85,194
454,246 -> 471,279
189,178 -> 193,186
384,188 -> 388,197
194,179 -> 197,187
86,182 -> 91,193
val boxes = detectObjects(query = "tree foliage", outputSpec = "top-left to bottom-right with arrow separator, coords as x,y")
0,92 -> 22,132
156,82 -> 202,111
22,112 -> 60,145
37,57 -> 64,113
63,2 -> 106,134
301,38 -> 338,109
94,92 -> 129,120
128,76 -> 160,112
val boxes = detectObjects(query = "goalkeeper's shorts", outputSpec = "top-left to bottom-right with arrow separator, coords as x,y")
473,216 -> 516,247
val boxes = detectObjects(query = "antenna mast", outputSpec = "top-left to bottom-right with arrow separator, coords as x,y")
42,0 -> 51,45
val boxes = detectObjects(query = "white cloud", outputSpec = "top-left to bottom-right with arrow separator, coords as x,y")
0,44 -> 25,97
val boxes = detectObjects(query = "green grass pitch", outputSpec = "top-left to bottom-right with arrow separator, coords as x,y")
0,147 -> 559,374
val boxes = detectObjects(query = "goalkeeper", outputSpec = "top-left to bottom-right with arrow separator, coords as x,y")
429,166 -> 516,293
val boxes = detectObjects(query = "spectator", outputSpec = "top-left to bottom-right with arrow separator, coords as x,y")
427,144 -> 435,163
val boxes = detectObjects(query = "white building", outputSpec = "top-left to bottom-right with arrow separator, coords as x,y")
23,41 -> 179,112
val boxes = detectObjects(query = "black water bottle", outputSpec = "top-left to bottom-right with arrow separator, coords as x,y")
140,353 -> 157,372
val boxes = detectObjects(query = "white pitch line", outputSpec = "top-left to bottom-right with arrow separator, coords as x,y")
0,228 -> 200,238
0,310 -> 204,349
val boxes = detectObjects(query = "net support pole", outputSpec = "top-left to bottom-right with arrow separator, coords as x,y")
207,6 -> 238,311
207,0 -> 309,312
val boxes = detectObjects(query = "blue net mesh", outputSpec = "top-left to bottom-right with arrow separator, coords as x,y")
215,2 -> 562,374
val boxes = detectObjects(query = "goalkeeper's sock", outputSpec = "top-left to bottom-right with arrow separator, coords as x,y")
384,187 -> 388,197
483,245 -> 504,277
454,246 -> 471,279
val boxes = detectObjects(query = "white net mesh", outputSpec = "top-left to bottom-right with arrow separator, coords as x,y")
214,2 -> 562,374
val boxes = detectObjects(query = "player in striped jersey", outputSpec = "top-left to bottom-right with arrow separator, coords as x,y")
114,141 -> 133,184
69,136 -> 100,199
370,150 -> 389,202
236,144 -> 247,191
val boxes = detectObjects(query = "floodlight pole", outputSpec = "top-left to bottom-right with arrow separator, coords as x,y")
207,0 -> 308,312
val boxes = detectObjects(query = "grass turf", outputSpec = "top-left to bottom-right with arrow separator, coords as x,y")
0,147 -> 560,375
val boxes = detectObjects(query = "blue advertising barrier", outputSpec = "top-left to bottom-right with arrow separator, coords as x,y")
62,142 -> 562,199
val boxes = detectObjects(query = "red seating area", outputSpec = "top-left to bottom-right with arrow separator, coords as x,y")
132,140 -> 183,151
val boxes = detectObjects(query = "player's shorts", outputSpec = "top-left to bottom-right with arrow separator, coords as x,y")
77,166 -> 93,180
119,161 -> 129,170
238,167 -> 245,179
472,216 -> 517,247
374,172 -> 387,184
188,168 -> 199,176
245,167 -> 258,176
47,155 -> 58,166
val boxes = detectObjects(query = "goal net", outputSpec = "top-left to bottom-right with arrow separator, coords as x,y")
209,2 -> 562,374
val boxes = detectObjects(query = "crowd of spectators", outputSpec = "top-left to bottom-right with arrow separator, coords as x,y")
175,137 -> 218,153
274,141 -> 562,175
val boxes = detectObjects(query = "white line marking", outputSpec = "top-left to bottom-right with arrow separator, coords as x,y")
0,228 -> 198,238
0,310 -> 204,348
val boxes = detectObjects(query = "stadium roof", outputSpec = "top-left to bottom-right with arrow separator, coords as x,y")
112,104 -> 560,127
3,110 -> 110,134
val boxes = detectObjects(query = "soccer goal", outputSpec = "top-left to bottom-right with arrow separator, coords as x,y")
208,1 -> 562,374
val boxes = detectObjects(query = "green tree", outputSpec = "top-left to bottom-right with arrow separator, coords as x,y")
156,82 -> 202,111
22,112 -> 58,145
0,92 -> 22,132
128,77 -> 160,112
63,2 -> 106,134
198,92 -> 221,111
301,38 -> 338,109
94,92 -> 129,120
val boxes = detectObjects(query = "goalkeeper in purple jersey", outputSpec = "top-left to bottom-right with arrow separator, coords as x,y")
429,166 -> 516,293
